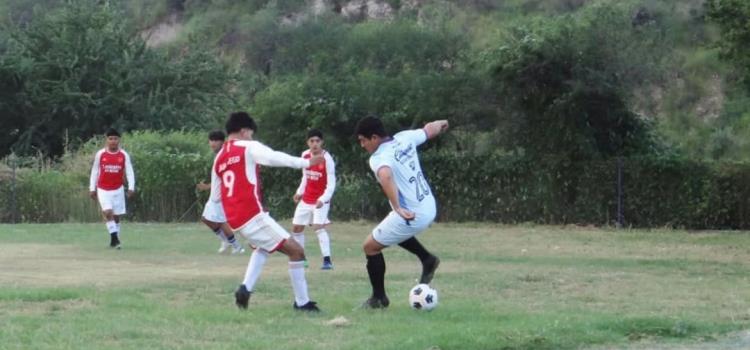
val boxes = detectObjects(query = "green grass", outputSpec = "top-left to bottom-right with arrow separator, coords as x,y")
0,222 -> 749,349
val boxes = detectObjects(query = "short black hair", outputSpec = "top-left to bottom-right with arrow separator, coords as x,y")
105,128 -> 121,137
354,115 -> 387,138
225,112 -> 257,134
307,128 -> 323,140
208,130 -> 226,141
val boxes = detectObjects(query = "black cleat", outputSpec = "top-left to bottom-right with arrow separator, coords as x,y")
293,301 -> 320,312
234,285 -> 251,309
420,255 -> 440,284
361,295 -> 390,309
110,235 -> 121,249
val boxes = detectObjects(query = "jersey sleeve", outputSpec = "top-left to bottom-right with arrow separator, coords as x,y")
319,152 -> 336,203
123,150 -> 135,191
244,141 -> 310,169
295,151 -> 308,196
369,153 -> 390,180
395,129 -> 428,147
209,153 -> 222,203
89,150 -> 103,191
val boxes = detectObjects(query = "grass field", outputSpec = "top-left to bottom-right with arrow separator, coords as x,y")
1,222 -> 749,350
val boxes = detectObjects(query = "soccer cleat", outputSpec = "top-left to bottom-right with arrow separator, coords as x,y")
419,255 -> 440,284
360,295 -> 390,309
321,259 -> 333,270
231,246 -> 245,255
234,285 -> 251,309
110,235 -> 121,250
218,241 -> 230,254
293,301 -> 320,312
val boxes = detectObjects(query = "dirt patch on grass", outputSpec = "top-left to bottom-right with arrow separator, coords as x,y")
0,244 -> 235,288
588,330 -> 750,349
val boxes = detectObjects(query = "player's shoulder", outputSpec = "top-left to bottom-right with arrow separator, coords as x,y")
394,129 -> 426,142
119,149 -> 131,157
95,148 -> 106,157
301,149 -> 311,157
323,150 -> 335,161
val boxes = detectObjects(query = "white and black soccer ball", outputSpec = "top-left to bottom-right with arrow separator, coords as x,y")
409,283 -> 438,311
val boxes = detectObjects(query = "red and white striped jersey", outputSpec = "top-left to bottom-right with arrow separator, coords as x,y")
211,139 -> 310,230
296,150 -> 336,205
89,148 -> 135,191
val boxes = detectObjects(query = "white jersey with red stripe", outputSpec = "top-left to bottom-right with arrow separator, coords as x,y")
210,139 -> 311,230
89,148 -> 135,191
295,150 -> 336,205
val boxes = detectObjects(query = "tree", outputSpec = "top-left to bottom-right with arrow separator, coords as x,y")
706,0 -> 750,89
492,4 -> 663,160
0,0 -> 237,157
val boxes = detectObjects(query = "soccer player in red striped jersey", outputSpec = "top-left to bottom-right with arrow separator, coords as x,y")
291,129 -> 336,270
89,128 -> 135,249
210,112 -> 324,312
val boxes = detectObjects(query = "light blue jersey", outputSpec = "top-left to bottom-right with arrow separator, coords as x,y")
369,129 -> 436,216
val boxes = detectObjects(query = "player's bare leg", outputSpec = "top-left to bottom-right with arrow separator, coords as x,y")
312,224 -> 333,270
362,234 -> 389,308
277,239 -> 319,312
202,218 -> 243,254
398,237 -> 439,284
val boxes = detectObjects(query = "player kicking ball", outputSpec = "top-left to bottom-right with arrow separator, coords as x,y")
210,112 -> 324,312
89,128 -> 135,249
196,130 -> 245,254
291,129 -> 336,270
354,116 -> 448,308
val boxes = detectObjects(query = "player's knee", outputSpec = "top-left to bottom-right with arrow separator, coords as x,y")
292,225 -> 305,233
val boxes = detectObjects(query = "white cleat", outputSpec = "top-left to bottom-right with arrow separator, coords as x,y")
218,241 -> 230,254
231,246 -> 246,255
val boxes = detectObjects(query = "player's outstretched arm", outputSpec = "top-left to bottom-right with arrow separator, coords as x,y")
89,150 -> 102,199
423,120 -> 449,140
247,141 -> 323,169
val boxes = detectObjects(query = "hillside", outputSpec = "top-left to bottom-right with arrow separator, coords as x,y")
1,0 -> 748,161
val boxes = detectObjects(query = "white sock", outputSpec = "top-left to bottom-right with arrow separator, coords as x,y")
292,233 -> 305,250
243,249 -> 269,291
288,261 -> 310,306
115,223 -> 120,233
106,220 -> 117,234
226,234 -> 242,249
316,229 -> 331,258
215,228 -> 229,243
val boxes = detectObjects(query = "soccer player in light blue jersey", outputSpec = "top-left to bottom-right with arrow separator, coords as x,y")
355,115 -> 449,309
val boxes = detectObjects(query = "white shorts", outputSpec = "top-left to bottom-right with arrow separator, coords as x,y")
201,200 -> 226,223
292,201 -> 331,226
97,187 -> 126,216
236,213 -> 291,252
372,209 -> 436,247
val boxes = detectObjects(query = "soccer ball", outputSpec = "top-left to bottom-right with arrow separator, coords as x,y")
409,283 -> 438,310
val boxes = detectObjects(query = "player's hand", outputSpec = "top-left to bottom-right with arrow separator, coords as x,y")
89,191 -> 97,200
196,181 -> 210,191
316,200 -> 324,209
127,190 -> 135,198
438,120 -> 449,132
309,154 -> 325,166
293,194 -> 301,203
394,207 -> 415,220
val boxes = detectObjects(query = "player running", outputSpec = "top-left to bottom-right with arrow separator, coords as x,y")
210,112 -> 323,312
196,130 -> 245,254
291,129 -> 336,270
89,128 -> 135,249
354,116 -> 448,308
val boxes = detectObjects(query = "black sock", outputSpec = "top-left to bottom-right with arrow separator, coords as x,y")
323,256 -> 331,263
398,237 -> 431,262
366,253 -> 386,299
